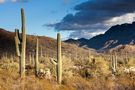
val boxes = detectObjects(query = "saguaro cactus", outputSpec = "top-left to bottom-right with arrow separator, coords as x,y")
111,53 -> 117,75
57,33 -> 62,84
29,53 -> 32,65
125,52 -> 128,64
15,8 -> 26,78
35,38 -> 39,76
51,33 -> 62,84
32,52 -> 35,66
40,46 -> 43,58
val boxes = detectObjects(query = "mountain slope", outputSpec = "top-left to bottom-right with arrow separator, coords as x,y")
65,22 -> 135,51
0,28 -> 94,58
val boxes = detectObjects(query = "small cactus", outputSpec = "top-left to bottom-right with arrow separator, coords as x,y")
125,52 -> 128,64
51,33 -> 62,84
40,46 -> 43,57
15,8 -> 26,78
29,53 -> 32,65
111,52 -> 117,75
35,38 -> 39,76
32,52 -> 35,66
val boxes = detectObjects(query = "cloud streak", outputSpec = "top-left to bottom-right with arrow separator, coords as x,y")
0,0 -> 28,4
12,0 -> 28,3
45,0 -> 135,38
0,0 -> 5,3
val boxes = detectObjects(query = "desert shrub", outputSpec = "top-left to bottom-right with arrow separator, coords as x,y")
0,52 -> 134,90
62,55 -> 74,78
127,57 -> 135,67
73,56 -> 110,78
0,56 -> 19,73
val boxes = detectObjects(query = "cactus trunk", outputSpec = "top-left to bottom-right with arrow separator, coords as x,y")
32,53 -> 35,66
35,38 -> 39,76
57,33 -> 62,84
29,53 -> 32,65
20,8 -> 26,78
111,53 -> 117,75
40,46 -> 43,57
49,33 -> 62,84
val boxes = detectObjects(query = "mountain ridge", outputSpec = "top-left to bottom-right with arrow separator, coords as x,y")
65,22 -> 135,51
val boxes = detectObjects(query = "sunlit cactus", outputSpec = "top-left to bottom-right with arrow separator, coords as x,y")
32,50 -> 35,66
125,52 -> 129,64
40,46 -> 43,57
51,33 -> 62,84
29,53 -> 32,65
15,29 -> 20,56
14,8 -> 26,78
111,52 -> 117,75
35,38 -> 39,76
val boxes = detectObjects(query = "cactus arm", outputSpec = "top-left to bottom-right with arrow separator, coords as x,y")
15,36 -> 21,56
15,29 -> 21,53
15,29 -> 21,42
50,58 -> 58,65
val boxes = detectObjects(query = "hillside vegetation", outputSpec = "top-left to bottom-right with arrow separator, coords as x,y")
0,53 -> 134,90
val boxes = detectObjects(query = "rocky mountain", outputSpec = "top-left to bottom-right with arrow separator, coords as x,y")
65,22 -> 135,51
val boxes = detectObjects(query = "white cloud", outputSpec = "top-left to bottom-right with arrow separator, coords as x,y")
0,0 -> 28,3
11,0 -> 17,2
105,13 -> 135,26
0,0 -> 17,3
0,0 -> 5,4
69,12 -> 135,39
90,31 -> 105,37
69,30 -> 105,39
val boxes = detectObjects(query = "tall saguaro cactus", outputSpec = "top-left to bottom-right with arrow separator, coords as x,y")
57,33 -> 62,84
35,38 -> 39,76
15,8 -> 26,78
111,53 -> 117,75
51,33 -> 62,84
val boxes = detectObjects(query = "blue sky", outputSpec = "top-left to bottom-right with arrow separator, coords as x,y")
0,0 -> 135,39
0,0 -> 86,39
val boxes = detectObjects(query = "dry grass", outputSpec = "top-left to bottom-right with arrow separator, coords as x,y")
0,54 -> 134,90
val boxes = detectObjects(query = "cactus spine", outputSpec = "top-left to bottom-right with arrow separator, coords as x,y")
111,53 -> 117,75
51,33 -> 62,84
35,38 -> 39,76
15,8 -> 26,78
